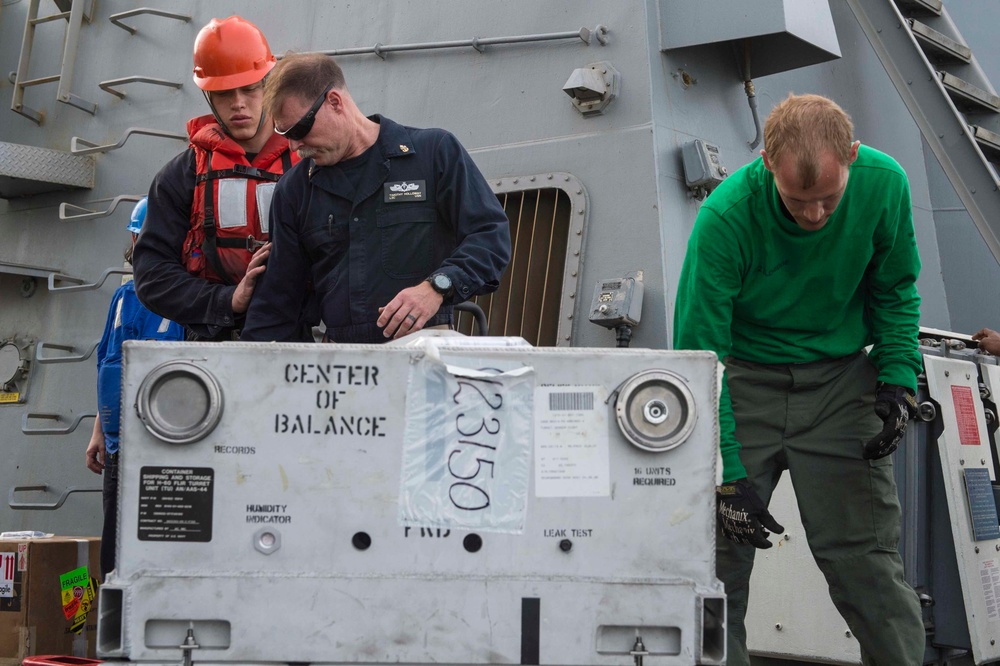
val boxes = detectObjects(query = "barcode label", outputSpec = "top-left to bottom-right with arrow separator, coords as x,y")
549,392 -> 594,411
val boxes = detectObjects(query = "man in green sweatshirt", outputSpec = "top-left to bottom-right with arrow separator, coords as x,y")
674,93 -> 924,665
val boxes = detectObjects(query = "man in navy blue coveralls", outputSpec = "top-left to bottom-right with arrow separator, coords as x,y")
241,53 -> 511,343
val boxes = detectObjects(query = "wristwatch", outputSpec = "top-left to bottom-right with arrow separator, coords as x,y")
426,273 -> 454,298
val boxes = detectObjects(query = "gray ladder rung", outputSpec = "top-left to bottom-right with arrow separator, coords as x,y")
35,340 -> 99,364
894,0 -> 942,16
59,194 -> 142,220
29,11 -> 70,25
46,266 -> 131,293
109,8 -> 191,34
70,127 -> 187,156
973,125 -> 1000,160
909,20 -> 971,63
98,76 -> 183,99
9,484 -> 101,510
18,74 -> 62,87
939,72 -> 1000,114
21,411 -> 95,435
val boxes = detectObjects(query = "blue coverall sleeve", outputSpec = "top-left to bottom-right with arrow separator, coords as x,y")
241,177 -> 311,342
432,132 -> 511,302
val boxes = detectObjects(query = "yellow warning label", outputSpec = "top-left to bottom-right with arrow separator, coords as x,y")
0,392 -> 20,404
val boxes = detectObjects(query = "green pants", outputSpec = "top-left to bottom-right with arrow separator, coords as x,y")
720,352 -> 924,666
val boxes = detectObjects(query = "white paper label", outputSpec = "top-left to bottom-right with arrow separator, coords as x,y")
534,386 -> 610,498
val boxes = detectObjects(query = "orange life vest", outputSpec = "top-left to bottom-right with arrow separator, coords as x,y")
182,115 -> 299,284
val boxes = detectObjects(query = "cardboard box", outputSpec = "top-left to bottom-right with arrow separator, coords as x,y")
0,537 -> 100,665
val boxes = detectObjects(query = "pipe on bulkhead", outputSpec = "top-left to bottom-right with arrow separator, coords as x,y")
742,39 -> 763,151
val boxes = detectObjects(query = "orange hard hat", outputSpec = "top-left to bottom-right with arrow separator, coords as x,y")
192,16 -> 275,91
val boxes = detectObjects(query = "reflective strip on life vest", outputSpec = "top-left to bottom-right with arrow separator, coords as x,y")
217,179 -> 248,230
256,182 -> 277,234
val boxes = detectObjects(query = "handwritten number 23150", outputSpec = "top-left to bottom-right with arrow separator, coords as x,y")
448,376 -> 503,511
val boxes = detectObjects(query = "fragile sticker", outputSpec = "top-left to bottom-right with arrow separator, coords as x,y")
59,566 -> 94,627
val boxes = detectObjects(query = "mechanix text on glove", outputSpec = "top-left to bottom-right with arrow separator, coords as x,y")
717,478 -> 785,549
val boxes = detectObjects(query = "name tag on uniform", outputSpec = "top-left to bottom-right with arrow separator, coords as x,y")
384,180 -> 426,203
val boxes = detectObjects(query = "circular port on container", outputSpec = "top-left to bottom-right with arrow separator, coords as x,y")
352,532 -> 372,551
253,528 -> 280,555
615,369 -> 697,452
137,361 -> 223,444
463,533 -> 483,553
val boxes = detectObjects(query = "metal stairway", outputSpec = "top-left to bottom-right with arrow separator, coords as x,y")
847,0 -> 1000,265
11,0 -> 97,124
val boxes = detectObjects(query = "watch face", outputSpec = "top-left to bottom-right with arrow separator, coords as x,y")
432,274 -> 452,292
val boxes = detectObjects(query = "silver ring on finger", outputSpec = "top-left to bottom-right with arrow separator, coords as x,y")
405,314 -> 417,324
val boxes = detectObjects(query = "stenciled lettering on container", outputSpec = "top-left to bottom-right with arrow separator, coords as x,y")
283,363 -> 378,386
246,503 -> 292,524
275,363 -> 386,437
632,466 -> 677,487
274,413 -> 386,437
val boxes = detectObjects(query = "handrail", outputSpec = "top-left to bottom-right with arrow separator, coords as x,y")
9,484 -> 101,510
35,340 -> 99,364
55,0 -> 97,115
455,302 -> 489,336
21,411 -> 95,435
303,25 -> 609,59
47,266 -> 131,293
847,0 -> 1000,266
60,194 -> 142,220
109,7 -> 191,34
70,127 -> 186,156
99,76 -> 183,99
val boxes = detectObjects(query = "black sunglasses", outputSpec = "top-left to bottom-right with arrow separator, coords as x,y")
274,84 -> 334,141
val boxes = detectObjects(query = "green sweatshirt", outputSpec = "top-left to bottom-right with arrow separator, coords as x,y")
673,145 -> 922,483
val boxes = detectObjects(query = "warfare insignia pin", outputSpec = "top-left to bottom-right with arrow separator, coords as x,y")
384,180 -> 426,202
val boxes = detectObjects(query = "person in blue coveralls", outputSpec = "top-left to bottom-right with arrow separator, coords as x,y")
85,197 -> 184,579
241,52 -> 511,343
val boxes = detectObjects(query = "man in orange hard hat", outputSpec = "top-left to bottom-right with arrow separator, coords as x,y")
134,16 -> 307,340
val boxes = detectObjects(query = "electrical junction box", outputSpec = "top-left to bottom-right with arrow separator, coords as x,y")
589,275 -> 644,328
681,140 -> 728,197
97,338 -> 724,665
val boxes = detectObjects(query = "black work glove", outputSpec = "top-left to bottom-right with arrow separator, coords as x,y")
717,478 -> 785,549
863,383 -> 918,460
